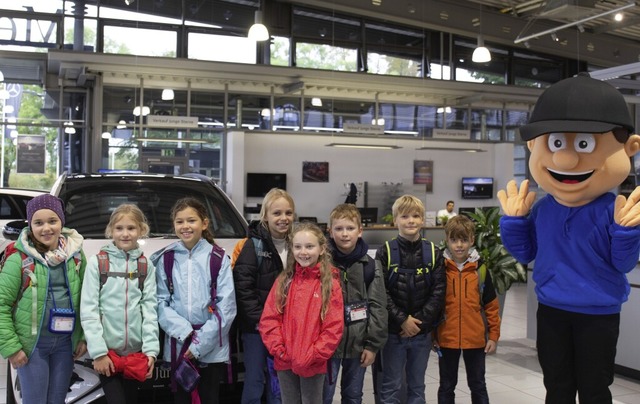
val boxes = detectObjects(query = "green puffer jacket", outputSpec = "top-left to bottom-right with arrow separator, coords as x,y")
0,227 -> 86,359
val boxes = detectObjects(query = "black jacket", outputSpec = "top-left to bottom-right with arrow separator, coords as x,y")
233,221 -> 285,333
375,235 -> 446,335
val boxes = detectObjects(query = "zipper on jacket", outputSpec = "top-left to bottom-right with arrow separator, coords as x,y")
187,252 -> 193,321
458,272 -> 463,349
123,253 -> 130,351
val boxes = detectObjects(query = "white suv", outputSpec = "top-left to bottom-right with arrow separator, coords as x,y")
6,172 -> 248,404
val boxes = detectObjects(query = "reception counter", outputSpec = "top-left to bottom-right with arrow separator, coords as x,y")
361,225 -> 446,249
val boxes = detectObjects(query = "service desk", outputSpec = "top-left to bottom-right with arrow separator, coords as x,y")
361,225 -> 446,250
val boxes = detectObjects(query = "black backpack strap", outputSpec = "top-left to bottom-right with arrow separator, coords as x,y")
363,255 -> 376,289
163,250 -> 175,295
137,255 -> 147,291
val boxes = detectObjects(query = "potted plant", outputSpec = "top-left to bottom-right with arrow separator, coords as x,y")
465,206 -> 527,295
381,213 -> 394,226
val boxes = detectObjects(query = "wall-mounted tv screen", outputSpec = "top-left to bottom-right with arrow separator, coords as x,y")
246,173 -> 287,198
461,177 -> 494,199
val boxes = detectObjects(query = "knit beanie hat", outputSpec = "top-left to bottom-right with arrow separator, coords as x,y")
27,194 -> 65,226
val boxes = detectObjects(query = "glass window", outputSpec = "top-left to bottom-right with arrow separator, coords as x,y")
292,7 -> 361,44
272,97 -> 301,131
271,36 -> 291,66
367,52 -> 422,77
188,32 -> 256,63
103,25 -> 176,57
295,42 -> 358,72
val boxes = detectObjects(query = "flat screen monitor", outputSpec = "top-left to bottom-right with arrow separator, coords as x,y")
246,173 -> 287,198
358,207 -> 378,226
461,177 -> 494,199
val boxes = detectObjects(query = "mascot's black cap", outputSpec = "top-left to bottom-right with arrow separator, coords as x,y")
519,72 -> 634,141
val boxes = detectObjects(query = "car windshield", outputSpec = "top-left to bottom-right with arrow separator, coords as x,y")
58,179 -> 247,239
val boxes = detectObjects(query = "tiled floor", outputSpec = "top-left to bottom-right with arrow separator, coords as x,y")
3,283 -> 640,403
332,282 -> 640,404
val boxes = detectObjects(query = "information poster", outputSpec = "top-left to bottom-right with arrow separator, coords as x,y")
17,134 -> 46,174
413,160 -> 433,192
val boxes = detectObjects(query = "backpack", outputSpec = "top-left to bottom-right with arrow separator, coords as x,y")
385,238 -> 435,289
96,250 -> 148,291
231,237 -> 267,269
339,255 -> 376,289
0,241 -> 82,335
162,243 -> 225,342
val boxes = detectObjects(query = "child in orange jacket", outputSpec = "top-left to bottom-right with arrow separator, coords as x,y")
434,215 -> 501,404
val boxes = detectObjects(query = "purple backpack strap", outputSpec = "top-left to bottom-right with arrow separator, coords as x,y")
163,250 -> 175,294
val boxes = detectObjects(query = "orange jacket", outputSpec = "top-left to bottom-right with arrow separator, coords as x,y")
436,254 -> 500,349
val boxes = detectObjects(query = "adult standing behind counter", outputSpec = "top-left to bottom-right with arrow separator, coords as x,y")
436,201 -> 457,226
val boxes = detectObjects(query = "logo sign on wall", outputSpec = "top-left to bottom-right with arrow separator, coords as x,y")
17,134 -> 46,174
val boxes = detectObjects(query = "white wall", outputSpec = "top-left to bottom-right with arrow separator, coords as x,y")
229,132 -> 514,223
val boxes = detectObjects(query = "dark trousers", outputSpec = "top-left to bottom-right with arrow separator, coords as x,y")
99,373 -> 140,404
174,362 -> 224,404
437,347 -> 489,404
537,303 -> 619,404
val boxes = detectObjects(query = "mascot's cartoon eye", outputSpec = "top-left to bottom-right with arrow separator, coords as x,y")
574,133 -> 596,153
548,133 -> 567,152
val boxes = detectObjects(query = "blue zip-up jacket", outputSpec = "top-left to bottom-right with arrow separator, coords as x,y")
152,238 -> 236,363
500,193 -> 640,315
80,243 -> 159,360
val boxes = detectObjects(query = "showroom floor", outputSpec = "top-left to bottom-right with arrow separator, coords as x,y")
3,283 -> 640,403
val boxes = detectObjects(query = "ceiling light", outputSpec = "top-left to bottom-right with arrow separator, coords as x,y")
248,11 -> 269,41
372,118 -> 385,126
524,41 -> 531,49
437,107 -> 452,113
577,24 -> 585,33
416,146 -> 486,152
311,97 -> 322,107
124,0 -> 135,5
260,108 -> 272,117
472,37 -> 491,63
161,89 -> 174,100
64,121 -> 76,134
116,120 -> 127,129
133,106 -> 150,116
551,33 -> 559,42
0,70 -> 4,82
326,143 -> 401,150
614,12 -> 624,22
101,132 -> 112,139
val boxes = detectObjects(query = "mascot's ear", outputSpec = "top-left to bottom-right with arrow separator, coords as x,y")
624,134 -> 640,157
527,139 -> 536,152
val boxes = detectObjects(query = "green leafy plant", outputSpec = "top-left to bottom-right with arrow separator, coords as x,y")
466,207 -> 527,294
381,213 -> 394,225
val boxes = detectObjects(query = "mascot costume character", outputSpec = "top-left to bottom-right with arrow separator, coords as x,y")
498,72 -> 640,404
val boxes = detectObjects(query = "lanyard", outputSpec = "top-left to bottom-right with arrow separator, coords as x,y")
47,261 -> 74,312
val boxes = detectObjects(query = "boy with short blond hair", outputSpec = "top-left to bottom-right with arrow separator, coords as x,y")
323,204 -> 388,404
435,214 -> 500,404
376,195 -> 446,404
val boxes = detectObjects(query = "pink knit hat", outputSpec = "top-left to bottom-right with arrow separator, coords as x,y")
27,194 -> 65,226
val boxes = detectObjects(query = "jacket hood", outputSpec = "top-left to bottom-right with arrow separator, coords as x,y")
443,246 -> 480,265
101,241 -> 144,259
17,226 -> 84,265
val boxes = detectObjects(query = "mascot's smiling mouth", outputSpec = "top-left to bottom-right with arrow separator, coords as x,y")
547,168 -> 594,184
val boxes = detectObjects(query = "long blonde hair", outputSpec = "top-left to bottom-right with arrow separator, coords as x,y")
275,222 -> 334,320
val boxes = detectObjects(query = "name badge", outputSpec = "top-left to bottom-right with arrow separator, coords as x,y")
48,308 -> 75,334
344,300 -> 369,325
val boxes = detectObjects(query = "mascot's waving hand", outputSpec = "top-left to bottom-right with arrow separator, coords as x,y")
497,72 -> 640,404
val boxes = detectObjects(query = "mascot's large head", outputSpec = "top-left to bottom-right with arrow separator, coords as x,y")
519,72 -> 640,207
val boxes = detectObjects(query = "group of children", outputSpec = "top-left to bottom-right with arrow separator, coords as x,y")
234,190 -> 501,404
0,188 -> 501,404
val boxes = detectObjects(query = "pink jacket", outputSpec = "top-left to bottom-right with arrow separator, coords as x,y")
259,263 -> 344,377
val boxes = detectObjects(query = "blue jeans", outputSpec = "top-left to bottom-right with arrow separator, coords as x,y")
17,335 -> 74,404
380,333 -> 431,404
241,332 -> 281,404
438,348 -> 489,404
323,357 -> 367,404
